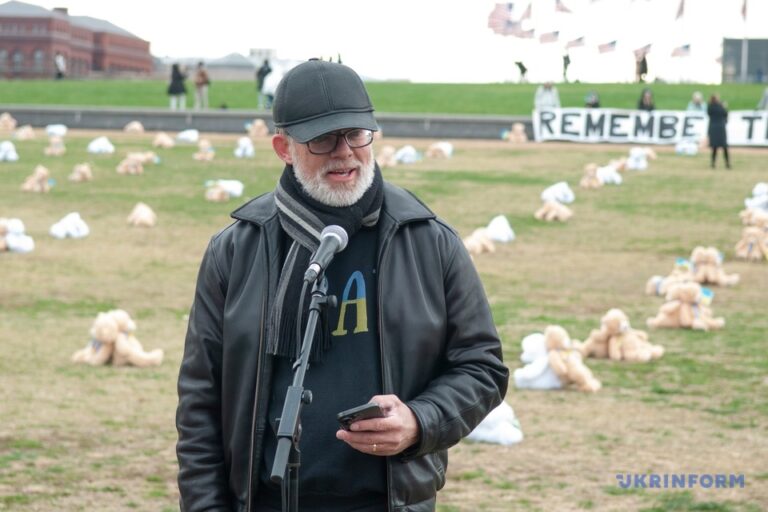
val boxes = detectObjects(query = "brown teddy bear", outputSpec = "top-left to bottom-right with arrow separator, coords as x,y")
376,145 -> 398,168
20,165 -> 51,193
127,202 -> 157,227
108,309 -> 163,367
575,327 -> 610,359
193,139 -> 215,161
544,325 -> 602,392
123,120 -> 145,133
690,246 -> 739,286
126,151 -> 158,165
68,163 -> 93,182
248,119 -> 269,139
71,312 -> 118,365
734,226 -> 768,262
153,132 -> 175,149
646,282 -> 725,331
44,135 -> 66,156
534,201 -> 573,222
645,258 -> 695,296
579,163 -> 602,189
462,228 -> 496,257
600,308 -> 664,362
116,157 -> 144,176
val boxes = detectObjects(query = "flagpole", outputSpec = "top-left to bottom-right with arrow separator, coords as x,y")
740,0 -> 748,82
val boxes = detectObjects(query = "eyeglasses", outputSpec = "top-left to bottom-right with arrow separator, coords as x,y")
305,129 -> 374,155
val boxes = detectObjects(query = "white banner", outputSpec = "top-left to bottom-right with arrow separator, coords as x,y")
533,108 -> 768,147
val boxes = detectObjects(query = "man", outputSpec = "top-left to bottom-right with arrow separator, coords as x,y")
193,61 -> 211,110
176,59 -> 508,511
256,59 -> 273,110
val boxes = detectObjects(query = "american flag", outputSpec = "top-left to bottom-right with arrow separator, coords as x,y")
634,44 -> 651,59
671,44 -> 691,57
514,28 -> 535,38
520,3 -> 531,20
566,36 -> 585,49
675,0 -> 684,19
741,0 -> 747,20
539,31 -> 559,43
555,0 -> 572,13
598,40 -> 617,53
488,3 -> 516,33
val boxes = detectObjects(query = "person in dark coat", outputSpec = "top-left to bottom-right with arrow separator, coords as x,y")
637,88 -> 655,111
707,93 -> 730,169
167,63 -> 187,111
256,59 -> 273,109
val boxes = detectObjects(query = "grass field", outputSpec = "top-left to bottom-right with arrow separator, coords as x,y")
1,129 -> 767,511
0,80 -> 766,114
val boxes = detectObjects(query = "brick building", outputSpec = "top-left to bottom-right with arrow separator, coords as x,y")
0,1 -> 152,78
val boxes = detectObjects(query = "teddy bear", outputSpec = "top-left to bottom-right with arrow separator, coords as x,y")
595,160 -> 623,185
153,132 -> 175,149
626,147 -> 657,171
690,246 -> 739,286
0,140 -> 19,162
534,201 -> 573,222
126,151 -> 158,165
87,136 -> 115,154
123,120 -> 145,133
68,163 -> 93,182
0,217 -> 34,253
425,141 -> 454,159
739,208 -> 768,227
127,202 -> 157,227
575,326 -> 611,359
234,137 -> 255,158
734,226 -> 768,262
645,257 -> 694,296
20,165 -> 51,193
579,163 -> 602,189
43,135 -> 66,157
375,145 -> 398,168
463,228 -> 496,257
205,184 -> 230,202
193,139 -> 215,161
599,308 -> 664,362
514,325 -> 601,392
646,282 -> 725,331
0,112 -> 17,133
14,125 -> 36,141
71,312 -> 118,365
108,309 -> 163,367
247,118 -> 269,138
504,122 -> 528,143
116,157 -> 143,176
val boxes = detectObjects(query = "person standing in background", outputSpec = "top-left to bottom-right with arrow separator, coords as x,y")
168,63 -> 188,111
686,91 -> 706,112
637,88 -> 655,111
534,81 -> 560,110
757,87 -> 768,110
54,53 -> 66,80
707,93 -> 730,169
193,62 -> 211,110
256,59 -> 273,110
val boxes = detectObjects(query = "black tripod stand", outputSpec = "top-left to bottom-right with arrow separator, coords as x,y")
270,276 -> 337,512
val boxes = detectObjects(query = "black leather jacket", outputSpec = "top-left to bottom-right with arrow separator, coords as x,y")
176,183 -> 509,511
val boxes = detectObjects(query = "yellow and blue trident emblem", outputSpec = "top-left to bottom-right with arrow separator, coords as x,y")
332,271 -> 368,336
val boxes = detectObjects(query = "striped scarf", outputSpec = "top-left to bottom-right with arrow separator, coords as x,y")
267,163 -> 383,361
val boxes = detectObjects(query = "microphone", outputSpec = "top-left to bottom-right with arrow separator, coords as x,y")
304,225 -> 349,283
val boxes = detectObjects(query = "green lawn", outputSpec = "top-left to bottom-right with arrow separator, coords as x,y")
1,132 -> 766,511
1,79 -> 765,114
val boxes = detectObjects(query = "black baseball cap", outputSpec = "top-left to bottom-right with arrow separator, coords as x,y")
272,59 -> 378,143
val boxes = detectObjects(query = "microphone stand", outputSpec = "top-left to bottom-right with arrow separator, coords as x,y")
270,275 -> 337,512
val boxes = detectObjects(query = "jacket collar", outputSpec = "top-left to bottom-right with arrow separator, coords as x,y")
230,182 -> 434,226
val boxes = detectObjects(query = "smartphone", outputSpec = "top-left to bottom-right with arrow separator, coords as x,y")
337,402 -> 384,431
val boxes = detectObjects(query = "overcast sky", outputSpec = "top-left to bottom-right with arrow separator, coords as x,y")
31,0 -> 768,83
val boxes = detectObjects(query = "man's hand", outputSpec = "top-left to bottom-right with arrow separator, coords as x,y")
336,394 -> 420,456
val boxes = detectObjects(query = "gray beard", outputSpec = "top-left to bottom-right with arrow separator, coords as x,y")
289,146 -> 375,207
